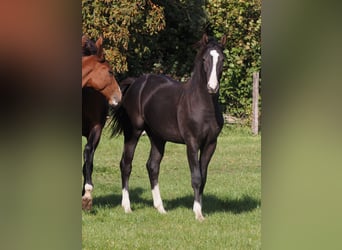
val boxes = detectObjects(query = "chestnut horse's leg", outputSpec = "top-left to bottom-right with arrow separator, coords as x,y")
186,142 -> 205,221
82,124 -> 102,211
146,135 -> 166,214
120,128 -> 142,213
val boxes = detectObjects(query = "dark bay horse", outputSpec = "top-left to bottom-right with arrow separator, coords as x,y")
111,34 -> 226,221
82,35 -> 122,210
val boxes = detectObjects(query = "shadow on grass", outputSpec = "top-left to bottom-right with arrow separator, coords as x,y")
92,188 -> 260,215
164,194 -> 260,214
92,187 -> 151,210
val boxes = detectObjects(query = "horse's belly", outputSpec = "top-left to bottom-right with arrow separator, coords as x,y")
144,113 -> 184,143
142,83 -> 184,142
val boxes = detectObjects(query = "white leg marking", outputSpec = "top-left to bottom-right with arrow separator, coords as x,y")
152,184 -> 166,214
82,184 -> 93,210
193,200 -> 205,221
84,183 -> 93,192
122,188 -> 132,213
83,184 -> 93,199
208,49 -> 219,91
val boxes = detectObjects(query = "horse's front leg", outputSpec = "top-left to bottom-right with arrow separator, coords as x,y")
82,125 -> 102,211
198,140 -> 218,208
186,143 -> 205,221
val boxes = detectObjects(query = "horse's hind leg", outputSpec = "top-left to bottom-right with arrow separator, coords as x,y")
146,135 -> 166,214
120,129 -> 142,213
82,125 -> 102,211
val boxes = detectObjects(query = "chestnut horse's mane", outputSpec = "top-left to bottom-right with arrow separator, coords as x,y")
82,36 -> 98,57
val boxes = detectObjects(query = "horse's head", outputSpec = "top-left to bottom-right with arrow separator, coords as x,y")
82,36 -> 122,107
200,34 -> 226,94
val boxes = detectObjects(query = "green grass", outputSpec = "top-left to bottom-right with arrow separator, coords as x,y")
82,124 -> 260,249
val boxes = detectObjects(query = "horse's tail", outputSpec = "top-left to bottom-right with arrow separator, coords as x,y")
109,77 -> 136,137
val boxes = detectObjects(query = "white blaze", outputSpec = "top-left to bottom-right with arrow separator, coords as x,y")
208,50 -> 219,91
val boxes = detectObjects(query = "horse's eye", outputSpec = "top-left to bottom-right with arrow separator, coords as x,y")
109,70 -> 113,75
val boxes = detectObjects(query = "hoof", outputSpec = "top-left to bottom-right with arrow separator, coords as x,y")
195,214 -> 205,222
122,205 -> 132,213
82,194 -> 93,211
155,205 -> 167,214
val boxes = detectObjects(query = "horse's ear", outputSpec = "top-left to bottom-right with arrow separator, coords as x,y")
95,36 -> 103,48
202,33 -> 209,44
82,35 -> 88,47
95,36 -> 104,60
220,35 -> 227,47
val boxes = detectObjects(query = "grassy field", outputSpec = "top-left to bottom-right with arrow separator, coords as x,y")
82,124 -> 261,249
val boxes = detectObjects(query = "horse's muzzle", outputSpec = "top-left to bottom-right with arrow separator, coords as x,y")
109,91 -> 122,107
207,85 -> 219,94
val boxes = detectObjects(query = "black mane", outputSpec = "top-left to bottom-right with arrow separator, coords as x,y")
82,36 -> 98,57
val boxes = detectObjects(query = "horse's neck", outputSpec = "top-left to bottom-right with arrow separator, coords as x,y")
187,63 -> 210,98
82,57 -> 94,87
184,64 -> 220,115
82,68 -> 91,87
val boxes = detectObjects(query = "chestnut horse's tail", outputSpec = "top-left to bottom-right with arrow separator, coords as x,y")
109,77 -> 136,137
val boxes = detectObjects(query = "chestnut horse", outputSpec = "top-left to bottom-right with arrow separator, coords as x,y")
82,35 -> 122,210
111,34 -> 226,221
82,36 -> 121,106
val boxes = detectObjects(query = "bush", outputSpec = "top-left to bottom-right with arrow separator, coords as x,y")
82,0 -> 165,73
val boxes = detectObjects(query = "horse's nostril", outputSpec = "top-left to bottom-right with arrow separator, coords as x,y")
207,85 -> 218,94
111,99 -> 119,106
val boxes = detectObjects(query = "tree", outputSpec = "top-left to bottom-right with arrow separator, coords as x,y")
82,0 -> 165,73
